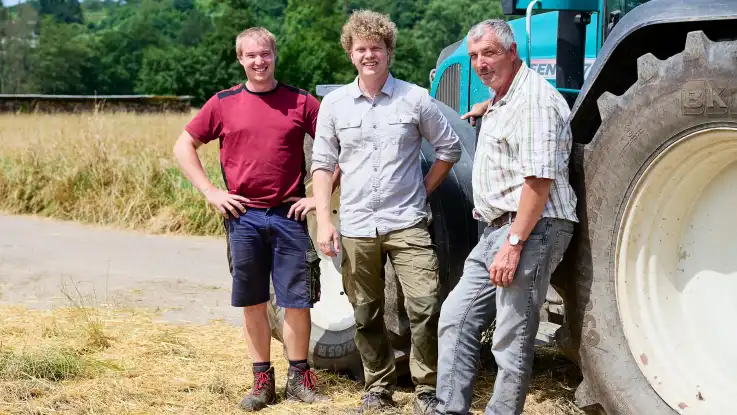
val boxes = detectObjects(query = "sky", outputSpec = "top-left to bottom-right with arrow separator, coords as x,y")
5,0 -> 23,6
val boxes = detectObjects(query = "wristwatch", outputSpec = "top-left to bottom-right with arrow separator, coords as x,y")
508,233 -> 524,246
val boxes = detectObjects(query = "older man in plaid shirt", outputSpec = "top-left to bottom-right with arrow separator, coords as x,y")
434,19 -> 578,415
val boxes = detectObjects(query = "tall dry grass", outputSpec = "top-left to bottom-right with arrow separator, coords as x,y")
0,112 -> 225,236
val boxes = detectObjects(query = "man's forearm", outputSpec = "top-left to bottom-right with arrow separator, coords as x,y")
331,165 -> 342,194
313,168 -> 334,225
509,177 -> 553,240
173,132 -> 215,194
424,160 -> 454,196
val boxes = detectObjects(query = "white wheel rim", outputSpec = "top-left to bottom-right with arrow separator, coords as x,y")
616,126 -> 737,414
305,182 -> 355,333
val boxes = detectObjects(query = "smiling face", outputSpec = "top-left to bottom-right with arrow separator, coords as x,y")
467,30 -> 518,93
349,37 -> 390,81
238,36 -> 276,86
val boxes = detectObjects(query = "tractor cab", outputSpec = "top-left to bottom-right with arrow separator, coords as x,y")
430,0 -> 652,114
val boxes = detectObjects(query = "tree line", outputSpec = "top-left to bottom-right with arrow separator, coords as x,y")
0,0 -> 504,106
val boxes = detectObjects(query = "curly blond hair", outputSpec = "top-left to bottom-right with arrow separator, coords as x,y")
340,10 -> 397,56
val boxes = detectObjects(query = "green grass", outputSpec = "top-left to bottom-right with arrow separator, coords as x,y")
0,348 -> 100,381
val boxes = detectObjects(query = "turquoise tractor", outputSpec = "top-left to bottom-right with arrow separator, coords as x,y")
426,0 -> 737,413
271,1 -> 737,414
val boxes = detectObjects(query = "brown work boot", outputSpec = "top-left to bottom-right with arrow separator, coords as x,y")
354,390 -> 395,414
238,366 -> 276,412
412,391 -> 439,415
285,365 -> 328,403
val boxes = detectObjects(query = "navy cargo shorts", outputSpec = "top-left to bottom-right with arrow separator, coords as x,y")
224,204 -> 320,309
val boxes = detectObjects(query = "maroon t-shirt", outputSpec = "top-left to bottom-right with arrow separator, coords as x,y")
186,82 -> 320,208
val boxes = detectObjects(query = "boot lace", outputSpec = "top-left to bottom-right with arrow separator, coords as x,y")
252,371 -> 270,395
300,369 -> 319,391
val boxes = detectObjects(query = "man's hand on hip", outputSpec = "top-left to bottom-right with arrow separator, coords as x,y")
489,241 -> 522,287
203,188 -> 250,218
317,222 -> 340,257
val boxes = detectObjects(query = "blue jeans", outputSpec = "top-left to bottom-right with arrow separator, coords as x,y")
435,217 -> 574,414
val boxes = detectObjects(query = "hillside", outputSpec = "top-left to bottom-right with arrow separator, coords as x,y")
0,0 -> 505,105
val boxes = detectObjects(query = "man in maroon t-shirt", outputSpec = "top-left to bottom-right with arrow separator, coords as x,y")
173,27 -> 331,411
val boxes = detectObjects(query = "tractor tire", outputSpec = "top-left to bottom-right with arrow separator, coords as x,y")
560,31 -> 737,414
266,99 -> 479,380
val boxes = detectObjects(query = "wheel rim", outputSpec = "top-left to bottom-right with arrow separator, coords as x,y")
304,181 -> 355,333
616,126 -> 737,414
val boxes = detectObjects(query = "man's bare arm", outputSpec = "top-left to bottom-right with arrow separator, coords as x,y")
331,165 -> 342,193
173,131 -> 214,194
424,160 -> 454,196
173,130 -> 249,217
313,168 -> 340,255
509,177 -> 553,240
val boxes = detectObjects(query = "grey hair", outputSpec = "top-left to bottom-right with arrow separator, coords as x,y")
467,19 -> 515,50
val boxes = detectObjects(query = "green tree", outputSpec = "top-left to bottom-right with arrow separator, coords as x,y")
0,3 -> 37,93
411,0 -> 505,86
137,0 -> 254,105
11,0 -> 508,102
29,17 -> 97,94
248,0 -> 287,32
90,0 -> 176,94
277,0 -> 354,96
39,0 -> 84,24
178,10 -> 211,46
136,46 -> 210,98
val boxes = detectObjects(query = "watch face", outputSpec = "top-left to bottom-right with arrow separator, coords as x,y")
509,234 -> 520,245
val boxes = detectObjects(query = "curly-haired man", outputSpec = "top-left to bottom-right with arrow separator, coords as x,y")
310,10 -> 461,415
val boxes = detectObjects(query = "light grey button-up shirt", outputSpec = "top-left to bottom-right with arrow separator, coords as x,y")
311,74 -> 461,238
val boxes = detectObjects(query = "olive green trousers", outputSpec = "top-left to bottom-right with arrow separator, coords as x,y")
340,222 -> 440,396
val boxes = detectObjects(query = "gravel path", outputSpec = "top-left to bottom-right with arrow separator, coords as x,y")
0,214 -> 242,325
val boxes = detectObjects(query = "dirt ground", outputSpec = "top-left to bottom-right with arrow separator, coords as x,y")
0,214 -> 584,414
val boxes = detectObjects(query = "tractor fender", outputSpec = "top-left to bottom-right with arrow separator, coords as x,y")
569,0 -> 737,145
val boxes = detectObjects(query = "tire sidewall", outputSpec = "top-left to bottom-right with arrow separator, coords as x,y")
267,298 -> 361,374
572,57 -> 737,414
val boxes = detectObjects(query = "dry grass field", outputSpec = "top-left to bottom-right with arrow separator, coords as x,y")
0,113 -> 225,236
0,304 -> 584,415
0,113 -> 584,414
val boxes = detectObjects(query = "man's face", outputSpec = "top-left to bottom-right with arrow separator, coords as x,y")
468,31 -> 518,93
349,37 -> 390,79
238,37 -> 276,84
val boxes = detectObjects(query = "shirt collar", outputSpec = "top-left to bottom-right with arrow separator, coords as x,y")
486,61 -> 529,113
349,72 -> 396,99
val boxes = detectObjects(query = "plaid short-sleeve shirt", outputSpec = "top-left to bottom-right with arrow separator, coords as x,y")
472,62 -> 578,224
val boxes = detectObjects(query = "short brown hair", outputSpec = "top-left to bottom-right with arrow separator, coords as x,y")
235,27 -> 277,59
340,10 -> 397,55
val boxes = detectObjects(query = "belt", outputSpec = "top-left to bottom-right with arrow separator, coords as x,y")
489,211 -> 517,228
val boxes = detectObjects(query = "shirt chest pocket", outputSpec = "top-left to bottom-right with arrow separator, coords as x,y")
386,113 -> 416,145
337,117 -> 364,149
